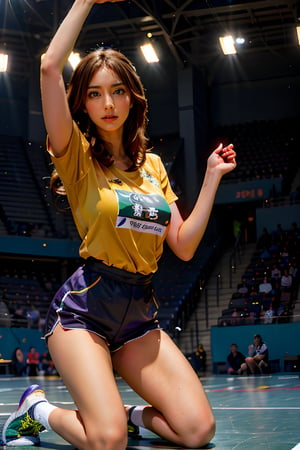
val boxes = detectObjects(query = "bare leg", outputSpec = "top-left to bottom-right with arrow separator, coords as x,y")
112,330 -> 215,448
244,357 -> 257,374
47,324 -> 127,450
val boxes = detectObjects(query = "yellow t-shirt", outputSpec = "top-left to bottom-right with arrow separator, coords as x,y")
49,122 -> 178,274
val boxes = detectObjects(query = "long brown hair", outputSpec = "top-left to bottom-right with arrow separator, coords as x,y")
50,49 -> 149,207
67,48 -> 149,169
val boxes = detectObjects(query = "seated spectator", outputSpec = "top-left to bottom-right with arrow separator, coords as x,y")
280,246 -> 289,264
186,343 -> 207,374
249,297 -> 262,319
264,304 -> 275,324
259,276 -> 272,294
11,348 -> 27,377
277,307 -> 290,323
226,344 -> 245,375
289,260 -> 299,286
0,299 -> 11,327
27,346 -> 40,376
281,269 -> 292,291
271,264 -> 281,281
26,304 -> 40,329
230,308 -> 241,325
249,285 -> 259,296
237,278 -> 249,295
39,351 -> 57,376
239,334 -> 269,375
11,304 -> 28,328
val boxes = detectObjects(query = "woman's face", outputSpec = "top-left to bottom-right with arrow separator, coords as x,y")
84,66 -> 132,138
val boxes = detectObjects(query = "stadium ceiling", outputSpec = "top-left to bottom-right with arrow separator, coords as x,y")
0,0 -> 299,77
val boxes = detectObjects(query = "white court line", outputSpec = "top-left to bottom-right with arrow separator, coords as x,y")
278,376 -> 300,379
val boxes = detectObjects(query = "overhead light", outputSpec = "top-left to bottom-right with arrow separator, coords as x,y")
296,26 -> 300,46
68,51 -> 81,70
235,37 -> 245,45
219,35 -> 237,55
41,51 -> 81,70
140,43 -> 159,63
0,53 -> 8,72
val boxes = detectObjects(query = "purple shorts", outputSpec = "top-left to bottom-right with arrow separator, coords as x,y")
44,258 -> 160,351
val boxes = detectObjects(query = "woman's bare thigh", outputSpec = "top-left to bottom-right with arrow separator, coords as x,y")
112,329 -> 214,433
47,325 -> 126,431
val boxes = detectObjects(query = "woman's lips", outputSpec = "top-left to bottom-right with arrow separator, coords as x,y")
102,115 -> 118,122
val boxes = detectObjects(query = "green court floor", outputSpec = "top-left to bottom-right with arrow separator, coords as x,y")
1,373 -> 299,449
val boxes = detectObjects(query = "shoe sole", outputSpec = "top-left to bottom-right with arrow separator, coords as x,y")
5,435 -> 41,447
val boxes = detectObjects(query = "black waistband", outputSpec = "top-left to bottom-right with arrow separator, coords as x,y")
85,258 -> 153,286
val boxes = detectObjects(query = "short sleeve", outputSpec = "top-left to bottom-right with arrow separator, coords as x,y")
47,121 -> 91,187
145,153 -> 178,205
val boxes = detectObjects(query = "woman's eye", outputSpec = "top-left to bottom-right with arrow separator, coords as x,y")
114,88 -> 125,95
88,91 -> 100,98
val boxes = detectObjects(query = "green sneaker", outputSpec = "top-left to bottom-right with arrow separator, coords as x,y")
2,384 -> 46,447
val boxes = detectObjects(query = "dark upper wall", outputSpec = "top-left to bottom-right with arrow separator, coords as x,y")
0,45 -> 299,141
0,75 -> 29,138
204,46 -> 300,127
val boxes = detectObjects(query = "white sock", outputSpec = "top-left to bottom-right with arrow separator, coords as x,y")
33,401 -> 58,430
130,405 -> 146,428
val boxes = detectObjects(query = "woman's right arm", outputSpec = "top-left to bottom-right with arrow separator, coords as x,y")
40,1 -> 95,156
40,1 -> 122,157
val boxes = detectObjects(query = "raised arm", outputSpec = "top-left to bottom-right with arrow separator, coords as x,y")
166,143 -> 236,261
40,0 -> 122,156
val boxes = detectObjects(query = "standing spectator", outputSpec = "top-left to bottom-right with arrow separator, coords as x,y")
27,346 -> 40,376
226,344 -> 245,375
240,334 -> 269,375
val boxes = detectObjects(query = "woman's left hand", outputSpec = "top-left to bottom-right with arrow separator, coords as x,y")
207,143 -> 237,175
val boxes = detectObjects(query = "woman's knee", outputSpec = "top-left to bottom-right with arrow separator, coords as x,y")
84,423 -> 128,450
179,413 -> 216,448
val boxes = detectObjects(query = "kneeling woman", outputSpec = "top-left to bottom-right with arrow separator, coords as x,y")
2,1 -> 236,448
